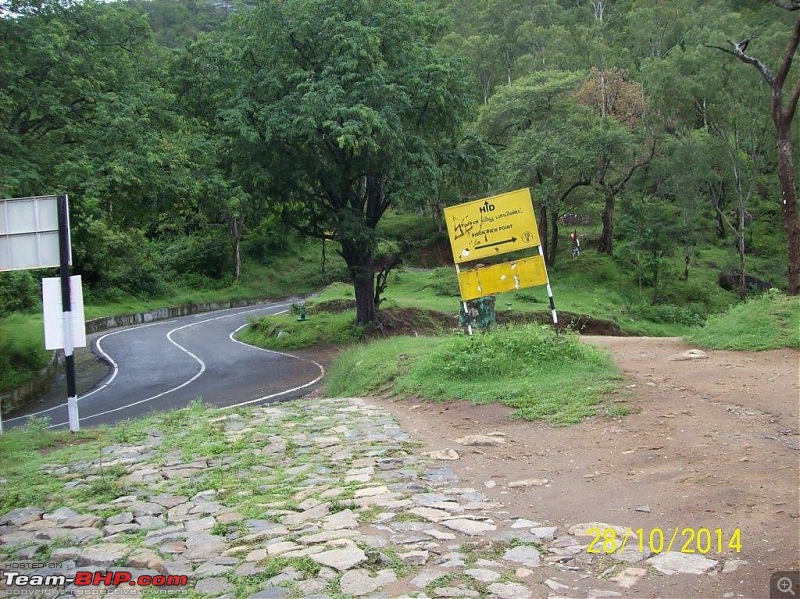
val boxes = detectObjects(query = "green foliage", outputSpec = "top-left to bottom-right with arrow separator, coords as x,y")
135,0 -> 229,48
615,196 -> 683,303
161,230 -> 231,280
686,291 -> 800,350
243,215 -> 296,262
201,0 -> 477,323
327,325 -> 620,424
0,314 -> 51,394
0,271 -> 41,316
429,325 -> 588,379
75,220 -> 166,300
427,268 -> 460,297
625,303 -> 705,328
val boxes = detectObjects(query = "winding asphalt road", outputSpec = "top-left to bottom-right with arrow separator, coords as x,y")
3,301 -> 324,431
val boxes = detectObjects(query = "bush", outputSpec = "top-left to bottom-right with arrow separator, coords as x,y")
243,215 -> 296,262
418,325 -> 594,380
626,302 -> 706,327
0,271 -> 40,316
162,231 -> 231,280
686,290 -> 800,350
73,220 -> 167,299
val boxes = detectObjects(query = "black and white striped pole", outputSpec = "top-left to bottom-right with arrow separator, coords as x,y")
57,194 -> 79,432
539,243 -> 559,332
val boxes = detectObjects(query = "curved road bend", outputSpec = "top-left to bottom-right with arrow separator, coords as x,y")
4,301 -> 324,430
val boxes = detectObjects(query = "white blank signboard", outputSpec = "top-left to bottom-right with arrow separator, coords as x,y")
42,276 -> 87,350
0,195 -> 68,271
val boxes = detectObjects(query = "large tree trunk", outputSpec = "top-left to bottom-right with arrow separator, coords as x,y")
353,270 -> 377,326
341,240 -> 378,326
776,123 -> 800,294
538,204 -> 549,264
598,190 -> 615,254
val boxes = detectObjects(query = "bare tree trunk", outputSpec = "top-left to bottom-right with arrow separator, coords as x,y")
598,190 -> 614,254
341,238 -> 378,326
228,215 -> 243,280
353,271 -> 377,326
548,209 -> 559,267
233,236 -> 241,280
538,204 -> 549,264
711,12 -> 800,294
776,119 -> 800,294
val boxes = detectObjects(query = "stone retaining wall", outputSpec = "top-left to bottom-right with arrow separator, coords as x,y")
0,351 -> 60,416
1,296 -> 278,417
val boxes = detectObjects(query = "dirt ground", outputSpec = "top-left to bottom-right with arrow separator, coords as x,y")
367,336 -> 800,599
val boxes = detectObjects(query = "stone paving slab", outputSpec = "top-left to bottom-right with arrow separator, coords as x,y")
0,397 -> 739,598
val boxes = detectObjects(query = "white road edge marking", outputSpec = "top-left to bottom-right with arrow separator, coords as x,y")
222,318 -> 325,409
10,302 -> 296,428
3,319 -> 177,422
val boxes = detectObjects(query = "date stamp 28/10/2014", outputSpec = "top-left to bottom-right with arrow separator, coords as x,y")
585,526 -> 742,555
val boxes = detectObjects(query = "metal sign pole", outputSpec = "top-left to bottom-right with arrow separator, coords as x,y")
455,264 -> 473,336
538,243 -> 559,332
57,195 -> 79,432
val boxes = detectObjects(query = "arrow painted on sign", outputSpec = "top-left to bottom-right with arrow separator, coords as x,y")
475,237 -> 517,250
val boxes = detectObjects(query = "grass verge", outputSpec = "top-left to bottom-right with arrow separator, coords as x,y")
685,291 -> 800,350
326,324 -> 622,425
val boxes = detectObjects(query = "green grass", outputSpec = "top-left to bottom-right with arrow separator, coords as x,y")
326,324 -> 622,424
238,307 -> 366,351
686,291 -> 800,350
0,418 -> 114,514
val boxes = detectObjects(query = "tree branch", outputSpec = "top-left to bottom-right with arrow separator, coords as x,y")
775,16 -> 800,89
787,81 -> 800,122
612,136 -> 657,194
719,38 -> 775,84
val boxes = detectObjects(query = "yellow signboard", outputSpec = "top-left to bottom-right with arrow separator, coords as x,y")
444,188 -> 540,264
457,255 -> 548,301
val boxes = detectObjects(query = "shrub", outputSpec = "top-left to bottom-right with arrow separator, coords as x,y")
0,271 -> 40,316
162,230 -> 231,280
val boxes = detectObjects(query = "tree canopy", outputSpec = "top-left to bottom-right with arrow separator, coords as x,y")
197,0 -> 477,324
1,0 -> 798,316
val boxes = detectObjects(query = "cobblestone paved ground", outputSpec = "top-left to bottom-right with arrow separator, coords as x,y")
0,396 -> 741,598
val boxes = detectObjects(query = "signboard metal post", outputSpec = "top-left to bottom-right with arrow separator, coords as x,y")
57,195 -> 80,432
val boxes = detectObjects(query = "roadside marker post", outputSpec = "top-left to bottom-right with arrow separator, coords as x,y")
57,195 -> 80,432
0,194 -> 83,433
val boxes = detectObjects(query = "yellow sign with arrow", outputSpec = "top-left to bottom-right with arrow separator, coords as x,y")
444,188 -> 540,264
457,255 -> 548,301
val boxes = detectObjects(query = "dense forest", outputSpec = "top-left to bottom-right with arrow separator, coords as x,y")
1,0 -> 798,326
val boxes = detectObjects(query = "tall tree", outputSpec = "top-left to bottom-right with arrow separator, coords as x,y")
709,3 -> 800,294
212,0 -> 474,324
479,71 -> 598,265
574,67 -> 652,254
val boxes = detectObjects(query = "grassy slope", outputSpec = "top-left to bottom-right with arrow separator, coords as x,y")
686,292 -> 800,350
325,326 -> 623,425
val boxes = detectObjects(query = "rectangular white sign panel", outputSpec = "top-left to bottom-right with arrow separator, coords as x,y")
0,195 -> 69,271
42,275 -> 87,350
